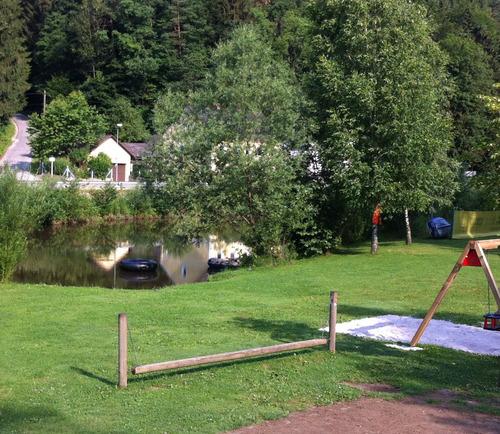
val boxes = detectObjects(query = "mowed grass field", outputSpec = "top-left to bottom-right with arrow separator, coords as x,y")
1,238 -> 499,432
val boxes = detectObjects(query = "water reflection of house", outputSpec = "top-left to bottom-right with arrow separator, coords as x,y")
159,237 -> 250,285
91,243 -> 131,271
159,242 -> 210,285
208,235 -> 250,259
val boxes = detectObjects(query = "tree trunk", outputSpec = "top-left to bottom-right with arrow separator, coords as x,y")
371,225 -> 378,254
405,207 -> 412,245
371,204 -> 381,253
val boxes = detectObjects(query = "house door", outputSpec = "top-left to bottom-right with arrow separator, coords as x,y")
113,164 -> 127,182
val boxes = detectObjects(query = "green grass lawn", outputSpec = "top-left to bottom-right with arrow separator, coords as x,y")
1,238 -> 499,432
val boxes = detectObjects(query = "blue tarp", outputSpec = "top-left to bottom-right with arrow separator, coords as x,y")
428,217 -> 451,239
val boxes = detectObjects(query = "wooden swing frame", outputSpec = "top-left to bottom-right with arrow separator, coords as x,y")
410,239 -> 500,347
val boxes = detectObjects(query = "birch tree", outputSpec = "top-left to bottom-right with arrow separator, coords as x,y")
307,0 -> 458,249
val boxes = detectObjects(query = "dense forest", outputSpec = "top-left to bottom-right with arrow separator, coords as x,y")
1,0 -> 499,257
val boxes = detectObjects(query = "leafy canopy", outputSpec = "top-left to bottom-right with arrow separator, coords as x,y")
307,0 -> 457,226
143,24 -> 314,257
28,91 -> 106,159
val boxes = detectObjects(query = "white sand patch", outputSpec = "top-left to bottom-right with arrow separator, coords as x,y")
320,315 -> 500,356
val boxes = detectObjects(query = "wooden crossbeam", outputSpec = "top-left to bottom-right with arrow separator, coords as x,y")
132,339 -> 328,375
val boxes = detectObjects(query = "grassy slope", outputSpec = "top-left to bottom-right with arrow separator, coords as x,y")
0,120 -> 15,159
1,238 -> 499,432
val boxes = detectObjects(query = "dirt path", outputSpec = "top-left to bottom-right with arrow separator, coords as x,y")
229,384 -> 500,433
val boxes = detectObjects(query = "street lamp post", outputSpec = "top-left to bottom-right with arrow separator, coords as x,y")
116,123 -> 122,143
49,156 -> 55,177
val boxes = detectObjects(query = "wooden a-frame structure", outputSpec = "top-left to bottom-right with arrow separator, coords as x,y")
410,239 -> 500,347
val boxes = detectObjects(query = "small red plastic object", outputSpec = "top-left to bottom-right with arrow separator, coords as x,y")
461,249 -> 481,267
484,313 -> 500,331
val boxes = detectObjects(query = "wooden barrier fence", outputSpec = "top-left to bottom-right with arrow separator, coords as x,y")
118,291 -> 338,387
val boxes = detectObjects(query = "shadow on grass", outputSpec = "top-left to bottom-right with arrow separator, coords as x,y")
337,334 -> 500,395
0,404 -> 79,431
71,367 -> 115,386
411,237 -> 471,251
125,317 -> 329,385
230,317 -> 325,342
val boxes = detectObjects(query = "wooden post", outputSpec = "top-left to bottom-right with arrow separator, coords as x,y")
476,242 -> 500,312
329,291 -> 338,353
410,242 -> 471,346
118,313 -> 128,388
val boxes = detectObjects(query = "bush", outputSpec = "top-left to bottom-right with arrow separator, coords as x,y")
31,159 -> 54,175
124,187 -> 157,217
69,147 -> 90,165
0,170 -> 50,281
43,182 -> 99,222
88,153 -> 112,179
91,183 -> 118,216
0,120 -> 15,158
53,157 -> 73,176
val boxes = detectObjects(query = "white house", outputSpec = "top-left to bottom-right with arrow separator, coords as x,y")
90,135 -> 148,182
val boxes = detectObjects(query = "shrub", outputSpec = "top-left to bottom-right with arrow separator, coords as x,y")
44,182 -> 99,222
30,159 -> 47,175
88,153 -> 112,179
53,157 -> 73,176
69,147 -> 90,165
124,187 -> 157,217
91,183 -> 118,216
0,170 -> 49,281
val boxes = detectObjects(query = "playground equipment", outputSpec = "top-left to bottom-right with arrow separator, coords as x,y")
118,292 -> 338,387
410,239 -> 500,347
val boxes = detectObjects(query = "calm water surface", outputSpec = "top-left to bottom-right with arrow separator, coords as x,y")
12,222 -> 246,289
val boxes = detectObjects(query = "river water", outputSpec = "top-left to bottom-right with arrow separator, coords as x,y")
12,222 -> 247,289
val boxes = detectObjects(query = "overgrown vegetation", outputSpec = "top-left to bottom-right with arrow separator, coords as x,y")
0,170 -> 48,280
1,239 -> 499,432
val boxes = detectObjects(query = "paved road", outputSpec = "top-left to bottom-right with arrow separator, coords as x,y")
0,114 -> 37,180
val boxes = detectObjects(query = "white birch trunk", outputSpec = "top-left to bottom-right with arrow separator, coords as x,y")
405,208 -> 412,245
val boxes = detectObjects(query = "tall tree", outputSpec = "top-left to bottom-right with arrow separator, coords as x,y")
0,0 -> 30,122
33,11 -> 74,85
20,0 -> 52,54
111,0 -> 172,104
307,0 -> 457,250
418,0 -> 500,169
73,0 -> 113,79
28,90 -> 106,158
144,25 -> 314,257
